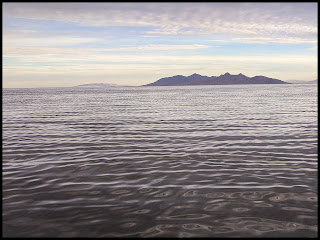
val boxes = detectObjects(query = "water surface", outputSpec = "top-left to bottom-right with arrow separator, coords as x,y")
3,84 -> 318,237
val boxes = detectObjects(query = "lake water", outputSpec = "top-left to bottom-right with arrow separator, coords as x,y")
2,84 -> 318,237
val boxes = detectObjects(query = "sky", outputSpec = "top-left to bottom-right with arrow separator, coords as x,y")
2,2 -> 318,88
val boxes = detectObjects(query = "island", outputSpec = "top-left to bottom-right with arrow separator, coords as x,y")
75,83 -> 120,87
286,79 -> 317,84
143,72 -> 290,86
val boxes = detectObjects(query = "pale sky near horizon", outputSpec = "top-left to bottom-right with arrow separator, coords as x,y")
3,2 -> 318,88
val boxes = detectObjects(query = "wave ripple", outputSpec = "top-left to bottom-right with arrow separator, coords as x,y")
3,85 -> 317,237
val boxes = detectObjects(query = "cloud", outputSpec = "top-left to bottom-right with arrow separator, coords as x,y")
2,44 -> 212,60
3,45 -> 316,66
100,44 -> 212,51
233,37 -> 317,44
3,2 -> 317,40
3,36 -> 101,48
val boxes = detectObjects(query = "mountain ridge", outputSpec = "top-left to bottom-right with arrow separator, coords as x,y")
143,73 -> 290,86
286,79 -> 317,84
75,83 -> 121,87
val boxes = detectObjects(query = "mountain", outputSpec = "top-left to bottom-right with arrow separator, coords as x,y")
286,79 -> 317,84
143,73 -> 290,86
145,73 -> 211,86
76,83 -> 120,87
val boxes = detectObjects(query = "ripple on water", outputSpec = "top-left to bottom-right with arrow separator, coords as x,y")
3,85 -> 317,237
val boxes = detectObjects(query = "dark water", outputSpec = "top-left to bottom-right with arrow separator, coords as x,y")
2,84 -> 318,237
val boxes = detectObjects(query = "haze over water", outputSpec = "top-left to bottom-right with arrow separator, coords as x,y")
2,84 -> 318,237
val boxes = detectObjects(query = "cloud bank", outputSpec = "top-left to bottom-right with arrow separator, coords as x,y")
3,2 -> 317,41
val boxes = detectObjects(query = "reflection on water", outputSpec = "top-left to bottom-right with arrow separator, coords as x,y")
2,84 -> 318,237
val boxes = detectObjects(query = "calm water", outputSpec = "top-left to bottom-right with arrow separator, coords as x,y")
2,84 -> 318,237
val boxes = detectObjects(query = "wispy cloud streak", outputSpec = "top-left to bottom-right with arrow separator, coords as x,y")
3,3 -> 317,41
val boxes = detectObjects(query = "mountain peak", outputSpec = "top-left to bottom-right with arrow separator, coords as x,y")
143,72 -> 290,86
189,73 -> 201,77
